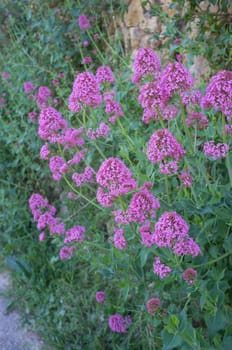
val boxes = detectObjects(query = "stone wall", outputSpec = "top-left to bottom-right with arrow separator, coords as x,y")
113,0 -> 231,80
118,0 -> 162,56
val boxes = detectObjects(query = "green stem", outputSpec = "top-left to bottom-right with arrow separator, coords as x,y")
93,141 -> 107,160
86,31 -> 106,63
95,22 -> 129,68
157,109 -> 166,129
165,175 -> 171,206
63,175 -> 103,210
179,98 -> 193,154
117,118 -> 135,148
193,251 -> 231,269
194,125 -> 197,154
221,114 -> 232,187
82,107 -> 86,129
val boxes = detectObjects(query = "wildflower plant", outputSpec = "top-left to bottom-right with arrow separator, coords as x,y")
24,41 -> 232,348
1,2 -> 232,349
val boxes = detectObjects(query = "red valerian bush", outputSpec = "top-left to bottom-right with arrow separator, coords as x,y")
26,44 -> 231,348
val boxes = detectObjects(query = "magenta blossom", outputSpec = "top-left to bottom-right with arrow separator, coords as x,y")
146,129 -> 185,164
96,157 -> 137,206
153,211 -> 189,248
182,268 -> 197,284
109,314 -> 131,333
96,66 -> 115,84
132,48 -> 161,84
95,291 -> 106,303
201,70 -> 232,117
70,71 -> 102,108
179,171 -> 193,187
146,297 -> 161,315
153,257 -> 172,279
64,225 -> 86,244
59,246 -> 75,260
24,81 -> 35,94
160,61 -> 194,99
78,14 -> 91,31
203,141 -> 229,160
114,228 -> 127,249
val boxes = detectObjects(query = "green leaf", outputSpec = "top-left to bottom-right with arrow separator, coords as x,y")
223,336 -> 232,350
140,248 -> 150,268
162,329 -> 183,350
207,309 -> 229,336
6,256 -> 31,278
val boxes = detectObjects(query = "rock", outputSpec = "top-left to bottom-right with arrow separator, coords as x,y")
189,55 -> 211,83
124,0 -> 144,27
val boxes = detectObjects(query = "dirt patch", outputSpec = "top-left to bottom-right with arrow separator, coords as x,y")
0,271 -> 45,350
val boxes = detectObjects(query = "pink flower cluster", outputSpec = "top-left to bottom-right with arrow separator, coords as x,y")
23,81 -> 35,94
180,89 -> 202,106
160,61 -> 194,99
49,155 -> 68,181
108,314 -> 131,333
153,211 -> 200,257
60,127 -> 85,149
186,112 -> 208,130
64,225 -> 85,244
153,211 -> 188,247
95,291 -> 106,303
146,297 -> 161,315
113,182 -> 160,225
132,48 -> 161,84
138,80 -> 178,123
96,157 -> 137,207
38,108 -> 85,157
133,49 -> 196,124
179,171 -> 193,187
203,141 -> 229,160
29,193 -> 65,236
103,89 -> 124,123
182,268 -> 197,285
201,70 -> 232,118
60,225 -> 86,260
96,66 -> 115,84
38,107 -> 68,143
139,222 -> 154,247
2,71 -> 10,79
59,246 -> 75,260
113,228 -> 127,249
36,86 -> 51,108
78,14 -> 91,31
159,160 -> 179,175
68,71 -> 102,111
146,129 -> 185,174
105,99 -> 124,117
225,124 -> 232,135
138,81 -> 168,111
29,193 -> 56,221
67,149 -> 87,166
29,194 -> 86,260
72,166 -> 95,187
153,257 -> 172,279
87,122 -> 110,140
82,56 -> 92,65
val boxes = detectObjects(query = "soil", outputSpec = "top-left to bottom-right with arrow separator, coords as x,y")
0,271 -> 45,350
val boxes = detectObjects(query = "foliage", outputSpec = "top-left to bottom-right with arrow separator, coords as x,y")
149,0 -> 232,73
1,1 -> 232,350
